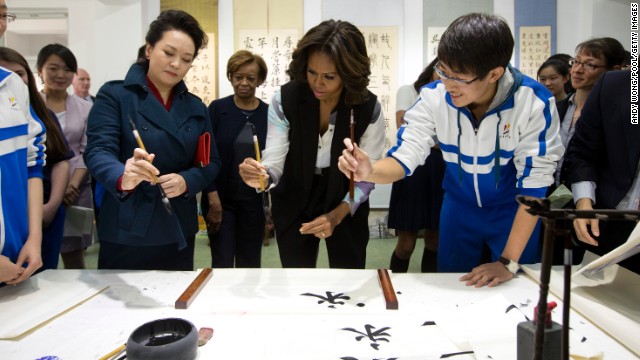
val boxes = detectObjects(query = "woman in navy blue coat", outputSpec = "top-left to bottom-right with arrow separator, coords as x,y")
84,10 -> 220,270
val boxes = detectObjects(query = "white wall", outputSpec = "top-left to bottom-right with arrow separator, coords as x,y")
592,0 -> 631,50
11,0 -> 631,92
9,0 -> 632,210
557,0 -> 631,56
15,0 -> 155,92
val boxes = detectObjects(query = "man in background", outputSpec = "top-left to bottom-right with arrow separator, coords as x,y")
73,68 -> 95,103
0,0 -> 16,38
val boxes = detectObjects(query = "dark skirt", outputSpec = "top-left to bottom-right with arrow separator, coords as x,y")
388,148 -> 446,232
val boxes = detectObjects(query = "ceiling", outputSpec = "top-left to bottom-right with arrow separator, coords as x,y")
8,8 -> 68,35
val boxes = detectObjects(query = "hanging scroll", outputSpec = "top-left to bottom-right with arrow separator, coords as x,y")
238,29 -> 299,103
184,33 -> 217,105
518,26 -> 551,78
426,27 -> 447,64
360,26 -> 399,151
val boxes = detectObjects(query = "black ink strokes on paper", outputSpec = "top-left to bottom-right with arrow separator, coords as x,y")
342,324 -> 391,350
301,291 -> 362,308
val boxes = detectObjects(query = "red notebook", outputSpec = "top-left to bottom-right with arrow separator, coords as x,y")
194,132 -> 211,167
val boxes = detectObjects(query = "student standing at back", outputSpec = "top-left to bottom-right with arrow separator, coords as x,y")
388,58 -> 445,273
339,13 -> 564,287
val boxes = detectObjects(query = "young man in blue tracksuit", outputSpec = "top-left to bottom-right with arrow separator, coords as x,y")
339,13 -> 564,287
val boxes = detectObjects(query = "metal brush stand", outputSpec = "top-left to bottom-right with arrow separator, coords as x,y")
515,195 -> 640,360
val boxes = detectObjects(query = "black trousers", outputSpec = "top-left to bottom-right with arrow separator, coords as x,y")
209,196 -> 264,268
98,236 -> 195,270
275,174 -> 369,269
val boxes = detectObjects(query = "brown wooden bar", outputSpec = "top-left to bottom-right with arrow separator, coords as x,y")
175,268 -> 213,309
377,268 -> 399,310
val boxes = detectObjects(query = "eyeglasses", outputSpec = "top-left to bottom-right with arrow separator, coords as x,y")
0,13 -> 16,22
568,58 -> 607,71
434,62 -> 478,86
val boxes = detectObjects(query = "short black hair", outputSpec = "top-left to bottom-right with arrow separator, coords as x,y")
575,37 -> 625,68
537,59 -> 569,79
287,19 -> 370,106
623,49 -> 632,67
437,13 -> 513,79
140,9 -> 207,65
36,43 -> 78,73
413,58 -> 439,92
547,53 -> 571,64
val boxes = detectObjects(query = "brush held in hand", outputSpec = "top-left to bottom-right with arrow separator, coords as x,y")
128,116 -> 173,215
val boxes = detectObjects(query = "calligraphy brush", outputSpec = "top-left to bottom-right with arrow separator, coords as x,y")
349,109 -> 355,207
98,343 -> 125,360
249,123 -> 270,220
128,116 -> 173,215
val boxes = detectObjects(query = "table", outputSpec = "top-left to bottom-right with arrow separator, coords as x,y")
0,268 -> 637,359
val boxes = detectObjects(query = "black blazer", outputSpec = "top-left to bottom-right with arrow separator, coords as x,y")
565,70 -> 640,209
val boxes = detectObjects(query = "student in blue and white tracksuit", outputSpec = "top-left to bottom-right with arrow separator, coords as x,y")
339,13 -> 564,287
0,66 -> 46,284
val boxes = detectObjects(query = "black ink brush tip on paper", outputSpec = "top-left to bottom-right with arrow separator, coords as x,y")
128,116 -> 173,215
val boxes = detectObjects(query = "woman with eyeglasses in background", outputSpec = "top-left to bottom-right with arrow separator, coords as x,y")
554,37 -> 625,189
543,37 -> 625,266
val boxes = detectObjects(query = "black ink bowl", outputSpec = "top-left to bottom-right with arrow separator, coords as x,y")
126,318 -> 198,360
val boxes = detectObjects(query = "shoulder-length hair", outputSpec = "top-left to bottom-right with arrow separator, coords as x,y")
286,19 -> 371,106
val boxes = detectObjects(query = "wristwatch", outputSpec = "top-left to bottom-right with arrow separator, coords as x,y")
498,256 -> 519,274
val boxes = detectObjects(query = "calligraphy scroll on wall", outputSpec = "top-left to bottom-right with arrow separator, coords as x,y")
360,26 -> 398,152
184,33 -> 217,104
238,29 -> 299,103
426,27 -> 447,64
518,26 -> 551,79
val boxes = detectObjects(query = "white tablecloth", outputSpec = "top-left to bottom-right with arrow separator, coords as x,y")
0,268 -> 637,359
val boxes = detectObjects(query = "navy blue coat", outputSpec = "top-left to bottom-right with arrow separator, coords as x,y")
84,64 -> 221,247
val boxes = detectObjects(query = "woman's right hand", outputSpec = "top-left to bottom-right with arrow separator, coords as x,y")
206,191 -> 222,234
239,158 -> 269,190
121,148 -> 160,191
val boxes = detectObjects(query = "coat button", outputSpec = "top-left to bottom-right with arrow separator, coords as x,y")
186,126 -> 191,132
142,124 -> 149,131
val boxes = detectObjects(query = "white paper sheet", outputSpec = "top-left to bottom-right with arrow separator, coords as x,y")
573,222 -> 640,279
0,270 -> 108,339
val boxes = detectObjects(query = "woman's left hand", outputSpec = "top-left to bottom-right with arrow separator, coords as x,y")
63,184 -> 80,206
157,173 -> 187,198
299,203 -> 349,239
300,214 -> 337,239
